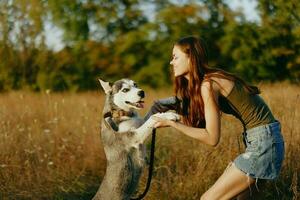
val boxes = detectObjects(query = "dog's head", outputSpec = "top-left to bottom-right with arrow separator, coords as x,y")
99,78 -> 145,111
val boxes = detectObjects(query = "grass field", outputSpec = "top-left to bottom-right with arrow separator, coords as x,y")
0,82 -> 299,200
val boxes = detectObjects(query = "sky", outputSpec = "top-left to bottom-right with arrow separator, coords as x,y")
45,0 -> 260,51
227,0 -> 259,21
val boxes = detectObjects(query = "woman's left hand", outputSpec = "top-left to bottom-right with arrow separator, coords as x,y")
152,116 -> 174,128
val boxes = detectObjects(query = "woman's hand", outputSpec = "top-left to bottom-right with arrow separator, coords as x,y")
152,116 -> 175,128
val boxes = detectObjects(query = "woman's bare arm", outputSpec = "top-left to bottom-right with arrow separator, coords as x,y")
154,81 -> 221,146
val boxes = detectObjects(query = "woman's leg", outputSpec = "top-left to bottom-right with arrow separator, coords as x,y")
201,163 -> 255,200
235,179 -> 264,200
234,184 -> 259,200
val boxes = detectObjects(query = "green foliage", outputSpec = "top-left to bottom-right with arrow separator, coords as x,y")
133,61 -> 168,88
47,0 -> 91,43
0,0 -> 299,92
256,0 -> 300,81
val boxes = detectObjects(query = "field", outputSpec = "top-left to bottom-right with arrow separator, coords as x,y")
0,82 -> 299,200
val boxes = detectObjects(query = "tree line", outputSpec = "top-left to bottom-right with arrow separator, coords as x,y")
0,0 -> 299,91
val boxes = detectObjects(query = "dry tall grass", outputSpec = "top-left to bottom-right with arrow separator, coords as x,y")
0,83 -> 299,200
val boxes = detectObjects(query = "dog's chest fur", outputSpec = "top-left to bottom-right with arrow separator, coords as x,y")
102,113 -> 146,155
118,116 -> 143,132
104,109 -> 144,133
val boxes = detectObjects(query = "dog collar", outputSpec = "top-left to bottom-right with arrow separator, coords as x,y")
103,109 -> 135,120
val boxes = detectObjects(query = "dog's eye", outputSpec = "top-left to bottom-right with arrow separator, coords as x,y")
133,83 -> 138,88
122,88 -> 130,93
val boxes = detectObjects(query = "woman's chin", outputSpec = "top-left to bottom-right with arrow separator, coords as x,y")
174,72 -> 188,78
174,72 -> 183,77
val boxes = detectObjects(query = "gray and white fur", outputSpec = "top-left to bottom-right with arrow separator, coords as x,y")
92,78 -> 180,200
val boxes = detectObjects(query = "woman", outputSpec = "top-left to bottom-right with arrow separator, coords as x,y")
147,36 -> 285,199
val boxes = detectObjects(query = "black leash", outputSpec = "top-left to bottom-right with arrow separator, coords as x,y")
131,129 -> 156,200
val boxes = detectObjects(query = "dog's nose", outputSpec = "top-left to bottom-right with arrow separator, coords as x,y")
138,90 -> 145,98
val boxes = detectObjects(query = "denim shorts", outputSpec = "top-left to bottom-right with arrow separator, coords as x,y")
233,120 -> 285,180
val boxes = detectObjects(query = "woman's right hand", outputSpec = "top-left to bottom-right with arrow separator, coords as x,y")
144,96 -> 180,121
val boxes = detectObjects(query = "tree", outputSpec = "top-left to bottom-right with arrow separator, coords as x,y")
255,0 -> 299,81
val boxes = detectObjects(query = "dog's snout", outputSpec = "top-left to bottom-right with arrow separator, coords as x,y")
138,90 -> 145,98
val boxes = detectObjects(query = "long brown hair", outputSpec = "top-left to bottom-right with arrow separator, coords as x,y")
173,36 -> 260,128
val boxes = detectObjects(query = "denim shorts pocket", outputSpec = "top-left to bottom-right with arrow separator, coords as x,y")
257,135 -> 272,155
244,135 -> 259,152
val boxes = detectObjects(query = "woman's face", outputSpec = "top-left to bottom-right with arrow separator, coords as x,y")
170,45 -> 190,77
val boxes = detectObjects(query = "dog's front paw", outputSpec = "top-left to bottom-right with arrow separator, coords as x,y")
152,112 -> 180,121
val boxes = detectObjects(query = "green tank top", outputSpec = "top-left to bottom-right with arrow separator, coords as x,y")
218,80 -> 276,130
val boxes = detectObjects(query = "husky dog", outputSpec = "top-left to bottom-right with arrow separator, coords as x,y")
92,78 -> 180,200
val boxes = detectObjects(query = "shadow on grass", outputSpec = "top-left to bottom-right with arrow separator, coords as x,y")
53,184 -> 99,200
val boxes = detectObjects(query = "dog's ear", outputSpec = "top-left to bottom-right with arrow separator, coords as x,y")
99,79 -> 112,94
